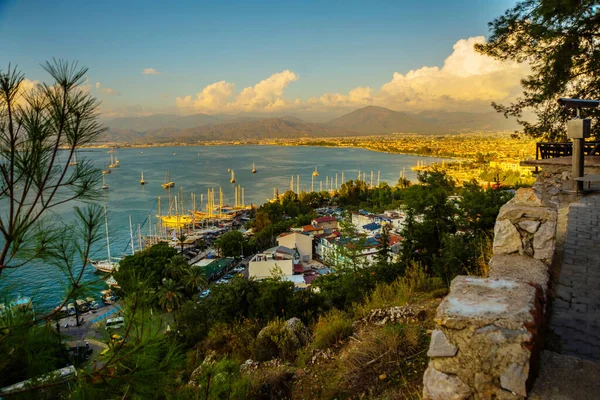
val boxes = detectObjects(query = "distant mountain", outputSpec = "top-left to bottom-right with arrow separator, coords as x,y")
103,118 -> 355,143
327,106 -> 443,134
101,106 -> 519,143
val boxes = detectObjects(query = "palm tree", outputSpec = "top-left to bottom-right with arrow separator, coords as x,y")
158,279 -> 184,313
164,254 -> 188,280
183,266 -> 207,296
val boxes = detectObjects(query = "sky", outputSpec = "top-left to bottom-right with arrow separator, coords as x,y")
0,0 -> 525,120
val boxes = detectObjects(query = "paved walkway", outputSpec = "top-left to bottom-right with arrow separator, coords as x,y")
550,194 -> 600,360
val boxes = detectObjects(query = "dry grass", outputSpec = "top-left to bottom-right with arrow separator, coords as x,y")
311,309 -> 353,350
333,323 -> 429,398
354,263 -> 446,319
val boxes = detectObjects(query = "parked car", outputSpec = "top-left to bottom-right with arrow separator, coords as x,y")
200,289 -> 211,298
75,299 -> 89,313
233,266 -> 245,273
105,317 -> 125,330
66,303 -> 76,316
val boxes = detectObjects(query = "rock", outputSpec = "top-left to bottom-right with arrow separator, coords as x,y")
500,362 -> 528,397
494,219 -> 522,255
513,188 -> 543,207
518,220 -> 541,234
434,276 -> 537,331
497,204 -> 557,223
488,254 -> 549,298
533,221 -> 556,260
423,365 -> 471,400
427,329 -> 458,358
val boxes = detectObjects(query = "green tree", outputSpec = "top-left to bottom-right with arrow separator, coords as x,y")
183,266 -> 207,296
158,278 -> 185,313
0,61 -> 108,394
476,0 -> 600,140
164,254 -> 188,280
215,230 -> 247,258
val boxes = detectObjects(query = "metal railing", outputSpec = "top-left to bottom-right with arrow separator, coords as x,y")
536,141 -> 600,160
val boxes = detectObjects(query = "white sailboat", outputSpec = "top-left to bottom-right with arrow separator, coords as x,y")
140,172 -> 146,185
312,166 -> 319,177
252,163 -> 257,173
162,169 -> 174,188
89,204 -> 119,274
68,152 -> 79,167
102,174 -> 109,190
230,169 -> 236,183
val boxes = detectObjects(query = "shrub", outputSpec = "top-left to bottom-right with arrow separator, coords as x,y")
203,319 -> 262,361
354,263 -> 445,319
254,318 -> 303,362
311,309 -> 353,350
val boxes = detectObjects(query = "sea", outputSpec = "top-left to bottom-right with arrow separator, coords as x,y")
0,145 -> 442,312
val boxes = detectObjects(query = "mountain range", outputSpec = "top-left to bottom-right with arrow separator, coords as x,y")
102,106 -> 519,143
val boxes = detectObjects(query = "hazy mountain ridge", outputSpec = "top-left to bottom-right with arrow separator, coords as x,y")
103,106 -> 518,143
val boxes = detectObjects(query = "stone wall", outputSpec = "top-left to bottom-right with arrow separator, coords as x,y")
423,188 -> 557,399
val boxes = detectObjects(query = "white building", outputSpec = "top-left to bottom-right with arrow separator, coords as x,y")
248,246 -> 300,279
276,232 -> 313,262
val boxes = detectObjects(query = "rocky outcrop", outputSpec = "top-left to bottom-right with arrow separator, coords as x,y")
423,188 -> 557,399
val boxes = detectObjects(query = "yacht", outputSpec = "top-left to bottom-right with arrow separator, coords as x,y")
162,169 -> 174,189
102,174 -> 109,190
312,166 -> 319,177
68,152 -> 78,167
230,169 -> 236,183
89,204 -> 119,274
140,172 -> 146,185
252,163 -> 257,173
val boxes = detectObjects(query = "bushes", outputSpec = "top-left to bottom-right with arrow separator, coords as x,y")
312,309 -> 353,350
354,263 -> 446,319
204,319 -> 262,361
254,318 -> 306,362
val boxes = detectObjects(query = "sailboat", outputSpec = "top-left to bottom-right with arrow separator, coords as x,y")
89,204 -> 119,274
68,152 -> 79,167
252,163 -> 257,173
102,174 -> 109,190
140,172 -> 146,185
162,169 -> 174,189
312,166 -> 319,177
108,153 -> 119,169
230,169 -> 236,183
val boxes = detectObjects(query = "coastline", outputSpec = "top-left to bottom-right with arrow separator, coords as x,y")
80,131 -> 533,161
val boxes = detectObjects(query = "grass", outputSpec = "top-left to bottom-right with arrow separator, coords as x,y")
354,263 -> 446,319
311,309 -> 353,350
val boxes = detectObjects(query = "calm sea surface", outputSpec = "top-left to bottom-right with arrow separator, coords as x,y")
0,145 -> 442,312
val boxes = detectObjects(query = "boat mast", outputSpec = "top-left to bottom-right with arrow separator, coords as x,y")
129,215 -> 135,255
104,203 -> 112,263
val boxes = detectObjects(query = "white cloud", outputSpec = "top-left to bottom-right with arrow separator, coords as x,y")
100,87 -> 120,96
142,68 -> 161,75
176,36 -> 529,115
95,82 -> 120,96
176,70 -> 298,113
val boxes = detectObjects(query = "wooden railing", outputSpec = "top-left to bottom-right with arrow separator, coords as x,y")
536,141 -> 600,160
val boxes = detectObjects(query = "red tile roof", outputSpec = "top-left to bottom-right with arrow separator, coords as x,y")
314,216 -> 337,223
302,225 -> 321,232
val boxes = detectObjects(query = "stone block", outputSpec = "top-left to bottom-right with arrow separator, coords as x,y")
533,220 -> 556,260
494,219 -> 522,255
488,254 -> 549,299
500,362 -> 528,397
435,276 -> 539,330
427,329 -> 458,358
423,365 -> 471,400
431,276 -> 542,398
497,203 -> 558,224
513,188 -> 544,207
518,220 -> 541,233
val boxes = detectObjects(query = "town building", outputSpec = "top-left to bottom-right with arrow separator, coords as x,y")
276,232 -> 314,262
248,245 -> 300,279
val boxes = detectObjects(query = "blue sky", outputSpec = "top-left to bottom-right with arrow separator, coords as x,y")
0,0 -> 522,118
